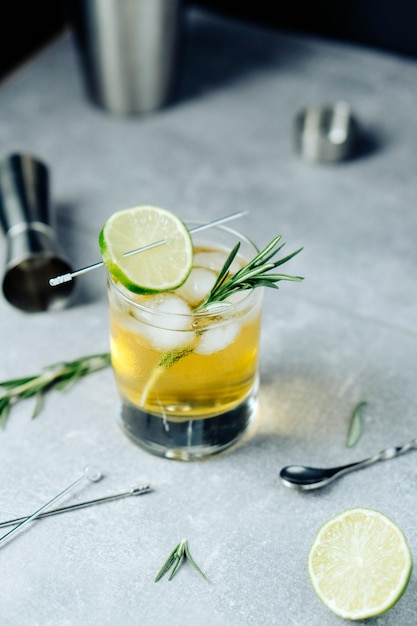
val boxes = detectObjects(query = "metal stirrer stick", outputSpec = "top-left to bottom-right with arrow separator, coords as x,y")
0,466 -> 102,547
0,484 -> 151,529
49,211 -> 247,287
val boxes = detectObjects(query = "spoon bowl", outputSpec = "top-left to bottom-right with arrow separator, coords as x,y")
280,462 -> 364,490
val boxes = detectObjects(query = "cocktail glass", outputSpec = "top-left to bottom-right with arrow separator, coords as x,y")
106,223 -> 263,460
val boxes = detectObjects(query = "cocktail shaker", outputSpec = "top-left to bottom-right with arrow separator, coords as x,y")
65,0 -> 183,115
0,154 -> 75,312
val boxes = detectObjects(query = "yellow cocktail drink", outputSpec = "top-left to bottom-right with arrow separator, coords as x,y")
110,304 -> 260,418
107,225 -> 263,460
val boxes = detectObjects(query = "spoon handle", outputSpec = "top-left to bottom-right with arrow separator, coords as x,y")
360,437 -> 417,468
326,437 -> 417,481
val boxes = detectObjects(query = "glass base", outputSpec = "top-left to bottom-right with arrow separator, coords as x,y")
118,387 -> 258,461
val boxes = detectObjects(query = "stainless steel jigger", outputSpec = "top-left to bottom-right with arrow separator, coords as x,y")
294,102 -> 358,163
0,154 -> 75,312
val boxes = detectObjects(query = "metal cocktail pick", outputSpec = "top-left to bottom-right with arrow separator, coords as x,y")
49,211 -> 247,287
0,484 -> 151,529
0,465 -> 102,547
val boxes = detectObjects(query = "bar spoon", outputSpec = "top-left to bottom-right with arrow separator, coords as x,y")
280,437 -> 417,490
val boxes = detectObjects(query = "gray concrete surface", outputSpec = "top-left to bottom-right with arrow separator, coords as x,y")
1,8 -> 417,625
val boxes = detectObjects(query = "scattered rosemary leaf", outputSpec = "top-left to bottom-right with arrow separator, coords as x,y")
346,401 -> 368,448
0,352 -> 111,428
154,539 -> 206,582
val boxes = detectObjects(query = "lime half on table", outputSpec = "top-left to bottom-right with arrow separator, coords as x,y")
99,205 -> 193,293
308,507 -> 413,621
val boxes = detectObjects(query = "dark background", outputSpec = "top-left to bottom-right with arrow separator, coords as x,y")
1,1 -> 416,81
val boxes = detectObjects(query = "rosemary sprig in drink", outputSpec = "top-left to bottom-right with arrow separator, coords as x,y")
139,236 -> 303,407
0,352 -> 111,427
198,235 -> 303,310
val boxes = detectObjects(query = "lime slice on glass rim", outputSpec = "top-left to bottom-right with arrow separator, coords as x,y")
99,205 -> 193,293
308,507 -> 412,621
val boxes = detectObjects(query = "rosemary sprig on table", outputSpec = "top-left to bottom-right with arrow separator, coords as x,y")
197,235 -> 303,310
0,352 -> 111,428
154,539 -> 206,582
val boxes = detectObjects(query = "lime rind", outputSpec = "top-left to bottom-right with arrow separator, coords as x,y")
308,507 -> 413,621
99,205 -> 193,294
